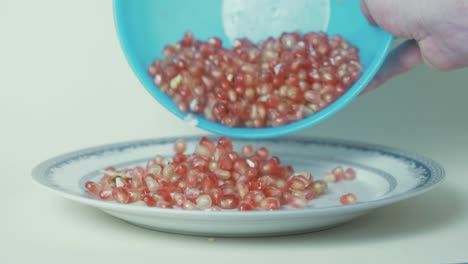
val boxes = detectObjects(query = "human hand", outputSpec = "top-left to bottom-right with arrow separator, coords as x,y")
361,0 -> 468,92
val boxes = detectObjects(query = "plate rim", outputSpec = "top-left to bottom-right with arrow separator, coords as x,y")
32,135 -> 445,217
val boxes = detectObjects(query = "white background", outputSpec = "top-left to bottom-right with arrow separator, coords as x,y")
2,1 -> 468,263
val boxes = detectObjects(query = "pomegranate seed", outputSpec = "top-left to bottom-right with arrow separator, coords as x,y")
174,164 -> 188,176
217,136 -> 233,151
344,168 -> 356,180
128,188 -> 144,203
241,145 -> 254,157
246,158 -> 259,169
260,159 -> 280,175
183,200 -> 197,210
288,178 -> 307,191
98,189 -> 113,200
260,197 -> 281,210
142,194 -> 158,207
196,194 -> 213,209
217,157 -> 232,171
162,164 -> 174,179
264,186 -> 282,199
289,194 -> 308,208
220,195 -> 239,209
112,187 -> 130,204
236,182 -> 249,198
146,164 -> 162,177
239,202 -> 254,211
143,175 -> 160,192
168,192 -> 183,207
184,188 -> 201,200
174,139 -> 187,154
255,147 -> 270,160
340,193 -> 357,205
209,188 -> 223,205
214,169 -> 231,180
332,166 -> 345,181
311,180 -> 328,196
85,181 -> 101,196
233,160 -> 248,174
243,191 -> 265,205
100,175 -> 115,189
181,32 -> 194,47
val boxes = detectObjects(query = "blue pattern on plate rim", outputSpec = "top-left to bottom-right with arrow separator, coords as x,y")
33,136 -> 444,195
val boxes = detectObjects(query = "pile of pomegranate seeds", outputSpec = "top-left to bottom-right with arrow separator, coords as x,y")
85,137 -> 330,211
148,31 -> 363,128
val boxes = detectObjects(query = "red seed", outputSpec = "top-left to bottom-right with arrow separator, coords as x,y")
98,189 -> 113,200
241,145 -> 254,157
239,202 -> 254,211
236,182 -> 249,198
217,136 -> 233,151
174,164 -> 188,176
142,194 -> 158,207
209,188 -> 223,205
112,187 -> 130,204
181,32 -> 194,47
332,166 -> 345,181
128,188 -> 144,203
183,200 -> 197,210
264,186 -> 282,199
243,191 -> 265,205
260,197 -> 281,210
169,192 -> 184,207
311,180 -> 328,196
340,193 -> 357,205
288,178 -> 307,191
184,188 -> 201,200
344,168 -> 356,180
85,181 -> 101,196
143,175 -> 160,192
174,139 -> 187,154
255,147 -> 270,160
218,156 -> 233,170
196,194 -> 213,209
220,195 -> 239,209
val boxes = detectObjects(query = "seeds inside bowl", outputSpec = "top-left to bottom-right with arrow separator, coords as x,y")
85,137 -> 360,211
148,31 -> 363,128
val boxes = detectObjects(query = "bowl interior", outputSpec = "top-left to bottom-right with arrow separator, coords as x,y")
114,0 -> 393,138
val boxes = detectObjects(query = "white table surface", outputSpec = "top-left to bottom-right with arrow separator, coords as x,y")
2,1 -> 468,263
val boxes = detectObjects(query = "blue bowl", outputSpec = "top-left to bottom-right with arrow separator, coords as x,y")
114,0 -> 393,139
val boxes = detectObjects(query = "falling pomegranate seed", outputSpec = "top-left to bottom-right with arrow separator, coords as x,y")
148,31 -> 362,128
83,137 -> 360,210
340,193 -> 357,205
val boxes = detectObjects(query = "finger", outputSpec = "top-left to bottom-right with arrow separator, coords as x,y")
363,39 -> 422,93
360,0 -> 377,26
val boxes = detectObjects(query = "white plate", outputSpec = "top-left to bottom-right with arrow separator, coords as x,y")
32,137 -> 445,237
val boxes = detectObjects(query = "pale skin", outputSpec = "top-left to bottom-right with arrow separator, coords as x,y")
361,0 -> 468,91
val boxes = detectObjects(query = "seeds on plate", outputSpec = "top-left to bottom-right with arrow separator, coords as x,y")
85,137 -> 359,210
